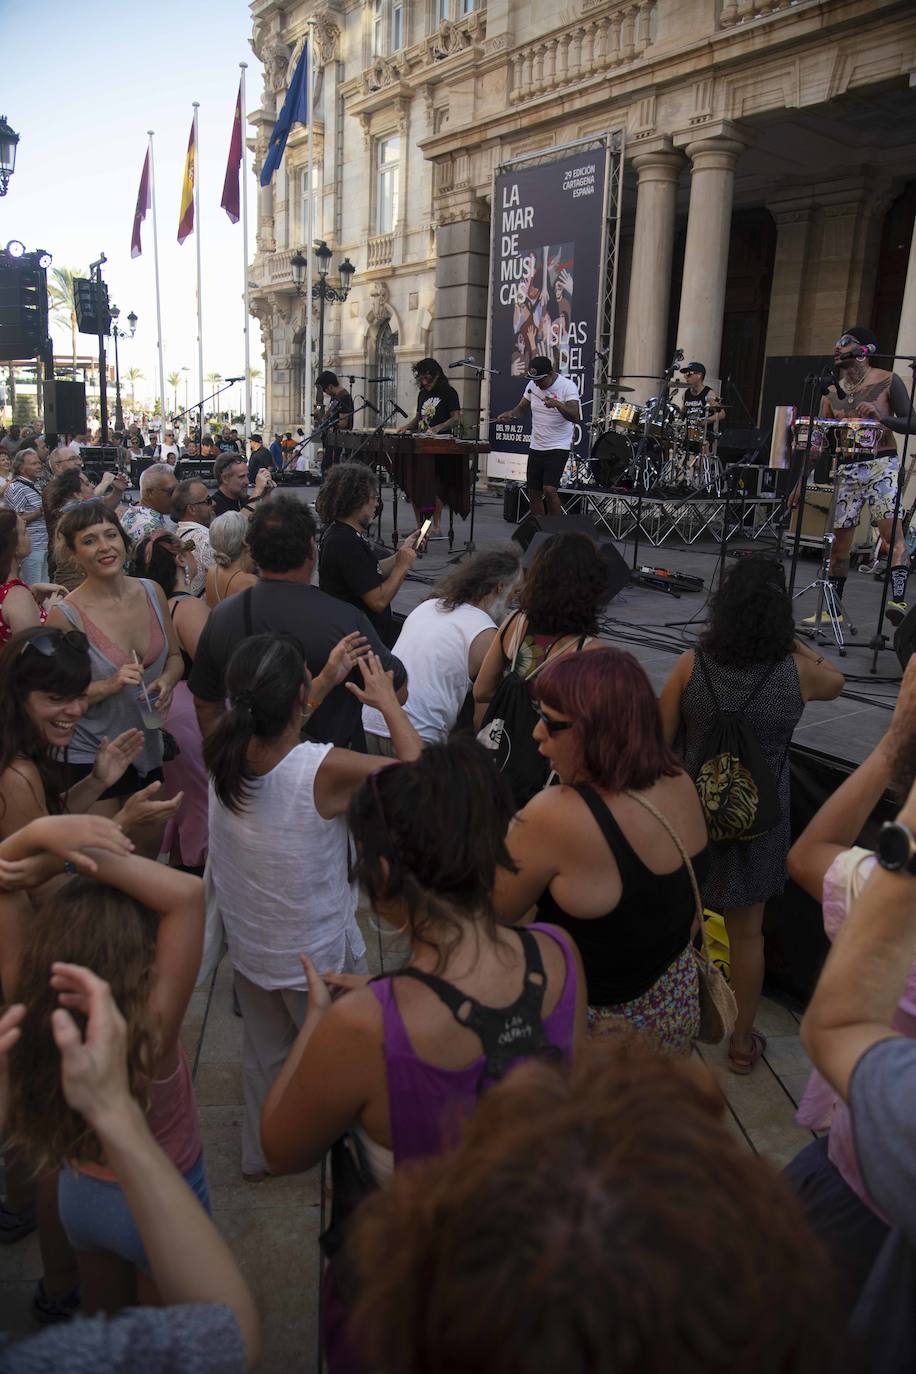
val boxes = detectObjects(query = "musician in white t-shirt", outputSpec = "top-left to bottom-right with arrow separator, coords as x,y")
496,355 -> 581,516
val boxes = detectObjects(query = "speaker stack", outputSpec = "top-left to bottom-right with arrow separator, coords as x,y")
0,253 -> 45,361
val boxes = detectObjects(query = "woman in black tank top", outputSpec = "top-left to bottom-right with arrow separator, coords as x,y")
492,646 -> 709,1055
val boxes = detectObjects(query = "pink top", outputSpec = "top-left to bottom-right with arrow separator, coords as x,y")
78,593 -> 165,668
78,1042 -> 203,1181
0,578 -> 46,644
796,846 -> 916,1218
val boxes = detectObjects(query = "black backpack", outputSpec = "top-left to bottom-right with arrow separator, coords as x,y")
476,612 -> 585,808
693,651 -> 784,845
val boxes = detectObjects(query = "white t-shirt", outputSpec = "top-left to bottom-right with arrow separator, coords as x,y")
362,598 -> 495,743
523,374 -> 580,451
207,741 -> 364,990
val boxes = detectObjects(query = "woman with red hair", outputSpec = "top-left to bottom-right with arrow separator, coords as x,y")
492,646 -> 708,1053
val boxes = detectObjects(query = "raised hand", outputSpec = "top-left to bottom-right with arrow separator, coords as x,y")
91,729 -> 145,789
31,815 -> 134,874
115,782 -> 184,832
49,963 -> 130,1129
323,632 -> 372,689
345,652 -> 397,708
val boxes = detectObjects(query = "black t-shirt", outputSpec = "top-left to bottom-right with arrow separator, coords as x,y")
212,488 -> 251,518
328,390 -> 355,429
216,439 -> 240,454
247,448 -> 273,483
682,386 -> 714,426
318,521 -> 395,648
188,579 -> 406,747
415,380 -> 461,431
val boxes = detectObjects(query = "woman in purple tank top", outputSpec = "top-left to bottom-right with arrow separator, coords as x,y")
261,736 -> 586,1178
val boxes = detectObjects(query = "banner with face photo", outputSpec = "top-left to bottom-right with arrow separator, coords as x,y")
487,149 -> 607,482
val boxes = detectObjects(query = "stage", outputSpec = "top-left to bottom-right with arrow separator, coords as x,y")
383,479 -> 902,772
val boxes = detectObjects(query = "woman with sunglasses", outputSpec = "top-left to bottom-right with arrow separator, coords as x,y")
203,634 -> 422,1182
131,532 -> 210,869
492,646 -> 708,1056
45,503 -> 185,857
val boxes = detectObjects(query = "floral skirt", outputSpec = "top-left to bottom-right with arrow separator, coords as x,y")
586,945 -> 700,1056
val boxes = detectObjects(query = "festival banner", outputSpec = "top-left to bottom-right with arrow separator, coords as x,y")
177,118 -> 196,245
487,149 -> 607,482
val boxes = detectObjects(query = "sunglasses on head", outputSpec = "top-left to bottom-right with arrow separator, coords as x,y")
18,629 -> 89,659
535,705 -> 573,735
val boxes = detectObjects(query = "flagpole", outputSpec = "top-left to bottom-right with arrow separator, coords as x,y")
304,25 -> 315,456
147,131 -> 167,433
240,63 -> 251,445
193,101 -> 205,445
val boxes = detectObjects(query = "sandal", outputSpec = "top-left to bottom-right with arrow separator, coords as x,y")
727,1029 -> 767,1075
33,1278 -> 81,1324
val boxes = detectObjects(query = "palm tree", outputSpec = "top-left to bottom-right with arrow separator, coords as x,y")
167,371 -> 181,414
125,367 -> 144,408
205,372 -> 223,423
47,266 -> 87,373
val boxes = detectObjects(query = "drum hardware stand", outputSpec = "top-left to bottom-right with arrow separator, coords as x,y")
793,454 -> 856,654
867,354 -> 916,673
628,349 -> 683,571
342,402 -> 402,546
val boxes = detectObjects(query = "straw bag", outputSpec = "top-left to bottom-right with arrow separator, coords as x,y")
624,790 -> 737,1046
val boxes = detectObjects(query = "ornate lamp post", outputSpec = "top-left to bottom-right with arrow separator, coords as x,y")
290,240 -> 356,383
109,305 -> 137,433
0,117 -> 19,197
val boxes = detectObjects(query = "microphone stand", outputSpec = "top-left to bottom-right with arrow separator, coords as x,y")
344,401 -> 401,545
447,360 -> 498,563
628,350 -> 681,573
171,381 -> 242,444
866,352 -> 916,673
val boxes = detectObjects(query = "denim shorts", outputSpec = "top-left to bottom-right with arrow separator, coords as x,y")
58,1150 -> 210,1272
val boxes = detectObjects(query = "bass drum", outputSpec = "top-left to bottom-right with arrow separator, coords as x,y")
589,429 -> 634,488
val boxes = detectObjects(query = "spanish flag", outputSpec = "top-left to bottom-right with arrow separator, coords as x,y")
177,117 -> 196,245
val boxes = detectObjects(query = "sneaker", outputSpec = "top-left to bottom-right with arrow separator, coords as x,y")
886,599 -> 908,627
32,1278 -> 80,1324
801,610 -> 844,626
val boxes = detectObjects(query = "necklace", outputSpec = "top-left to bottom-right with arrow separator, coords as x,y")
841,364 -> 868,407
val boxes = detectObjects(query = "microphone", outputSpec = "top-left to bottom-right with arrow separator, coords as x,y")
449,356 -> 476,368
359,394 -> 380,416
224,376 -> 245,383
390,402 -> 409,419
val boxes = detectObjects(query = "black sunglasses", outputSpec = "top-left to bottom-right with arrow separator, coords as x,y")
18,629 -> 89,658
535,706 -> 573,735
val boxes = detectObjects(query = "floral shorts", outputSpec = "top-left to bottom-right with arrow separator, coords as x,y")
586,945 -> 700,1056
834,455 -> 899,529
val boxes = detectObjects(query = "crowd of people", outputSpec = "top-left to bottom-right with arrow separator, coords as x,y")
0,432 -> 913,1374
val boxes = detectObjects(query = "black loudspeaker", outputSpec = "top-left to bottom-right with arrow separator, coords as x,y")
511,512 -> 599,552
74,277 -> 111,336
893,604 -> 916,669
0,255 -> 44,361
43,380 -> 87,437
520,529 -> 630,605
503,482 -> 525,522
759,355 -> 825,429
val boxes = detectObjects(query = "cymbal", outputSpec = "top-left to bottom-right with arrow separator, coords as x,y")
606,383 -> 635,394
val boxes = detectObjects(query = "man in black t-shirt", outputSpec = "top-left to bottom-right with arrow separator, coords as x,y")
396,356 -> 461,535
212,452 -> 273,517
246,435 -> 273,484
316,462 -> 419,648
317,370 -> 356,475
190,494 -> 406,747
679,362 -> 725,446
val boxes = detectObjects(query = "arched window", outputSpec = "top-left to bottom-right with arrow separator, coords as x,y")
371,321 -> 398,419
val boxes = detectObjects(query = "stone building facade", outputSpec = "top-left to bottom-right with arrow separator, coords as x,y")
249,0 -> 916,451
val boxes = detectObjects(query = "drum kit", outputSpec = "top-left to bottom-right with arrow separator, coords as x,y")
586,384 -> 726,495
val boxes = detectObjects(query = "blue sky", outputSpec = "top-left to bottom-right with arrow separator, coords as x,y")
0,0 -> 264,410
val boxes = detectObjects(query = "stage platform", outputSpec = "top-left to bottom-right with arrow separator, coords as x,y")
381,483 -> 902,771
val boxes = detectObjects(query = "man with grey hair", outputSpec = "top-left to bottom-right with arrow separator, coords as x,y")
174,478 -> 215,595
120,461 -> 179,545
5,449 -> 48,583
47,445 -> 83,475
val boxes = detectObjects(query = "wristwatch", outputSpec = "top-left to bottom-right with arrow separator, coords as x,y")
877,820 -> 916,874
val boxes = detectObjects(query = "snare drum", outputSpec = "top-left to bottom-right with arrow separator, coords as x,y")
608,400 -> 642,431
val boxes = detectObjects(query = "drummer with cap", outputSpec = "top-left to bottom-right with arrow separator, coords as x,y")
679,362 -> 726,436
496,355 -> 581,516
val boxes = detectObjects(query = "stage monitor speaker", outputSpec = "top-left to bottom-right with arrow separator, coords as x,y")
42,380 -> 87,438
511,512 -> 598,552
521,529 -> 630,604
893,604 -> 916,669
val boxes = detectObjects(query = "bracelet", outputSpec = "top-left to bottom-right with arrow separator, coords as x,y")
307,696 -> 322,710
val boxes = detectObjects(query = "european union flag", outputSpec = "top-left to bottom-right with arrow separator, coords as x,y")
259,43 -> 309,187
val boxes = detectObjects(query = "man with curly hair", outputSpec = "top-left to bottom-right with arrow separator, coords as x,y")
316,462 -> 419,648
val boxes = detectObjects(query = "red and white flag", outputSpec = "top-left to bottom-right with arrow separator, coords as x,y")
221,80 -> 243,224
131,149 -> 151,259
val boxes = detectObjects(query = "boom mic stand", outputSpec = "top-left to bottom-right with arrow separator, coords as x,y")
447,358 -> 498,564
345,401 -> 402,545
171,380 -> 243,444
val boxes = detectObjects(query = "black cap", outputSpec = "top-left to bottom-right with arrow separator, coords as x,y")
680,362 -> 706,376
527,355 -> 554,379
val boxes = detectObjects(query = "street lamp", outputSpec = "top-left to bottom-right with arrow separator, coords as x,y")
290,240 -> 356,393
109,305 -> 137,434
0,117 -> 19,197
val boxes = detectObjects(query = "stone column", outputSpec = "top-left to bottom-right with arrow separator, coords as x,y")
673,121 -> 752,380
761,196 -> 815,358
895,211 -> 916,368
622,140 -> 684,403
432,198 -> 491,430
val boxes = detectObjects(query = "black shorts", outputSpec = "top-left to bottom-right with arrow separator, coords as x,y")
527,448 -> 568,492
65,762 -> 165,801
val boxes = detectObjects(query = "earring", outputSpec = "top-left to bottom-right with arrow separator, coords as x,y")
183,564 -> 191,589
